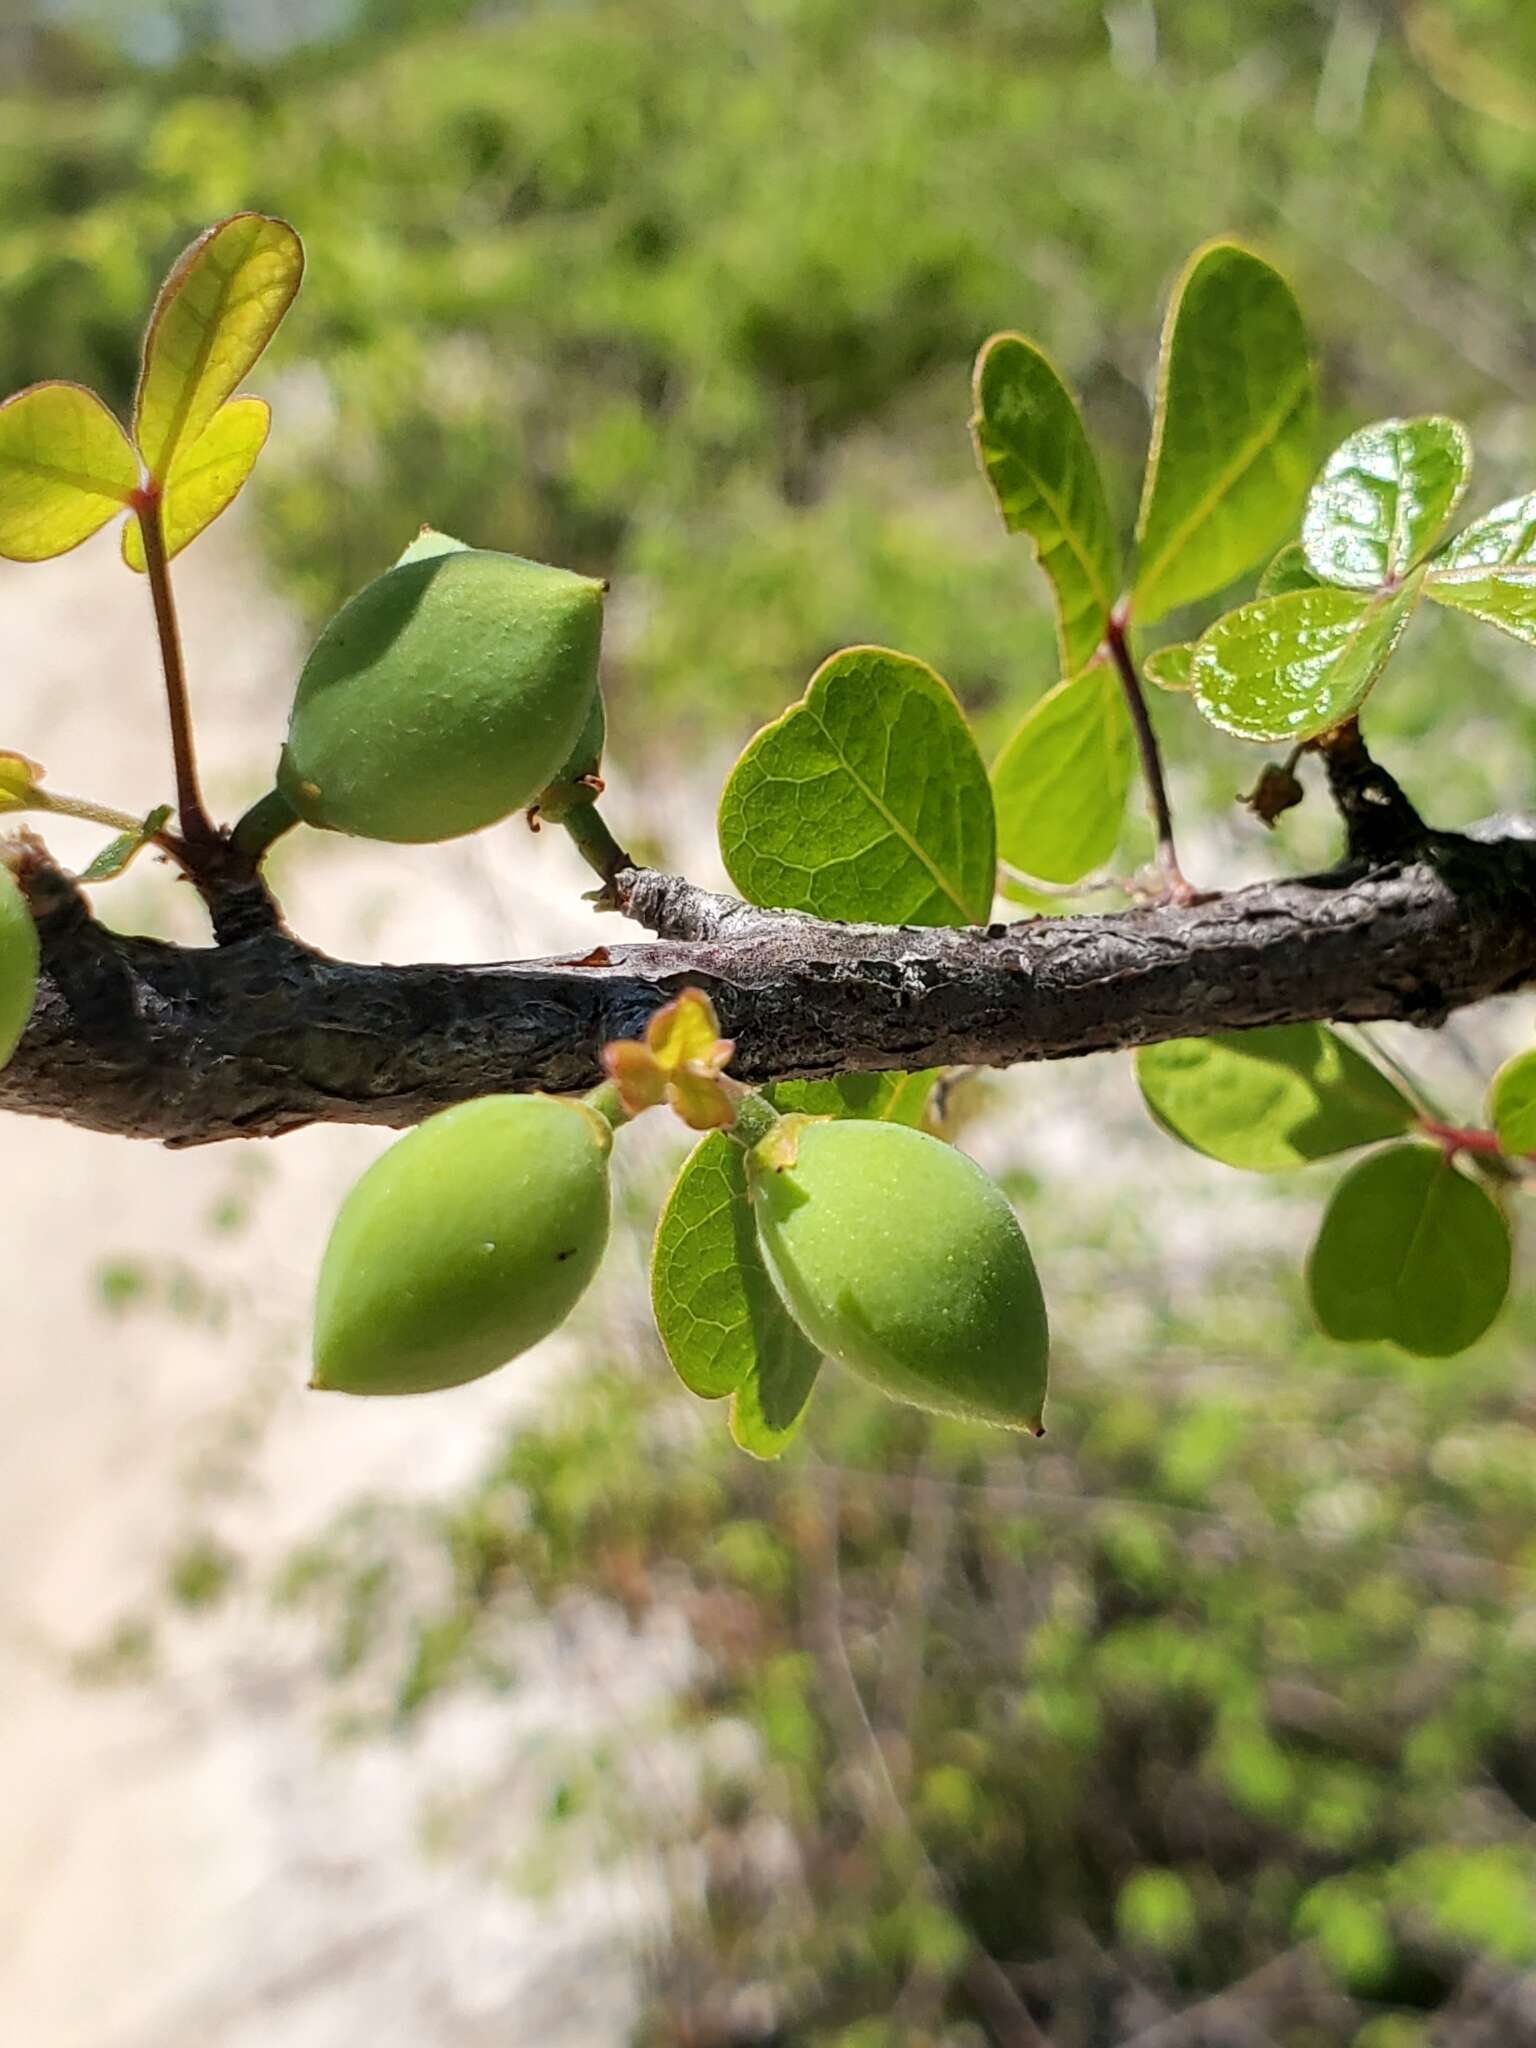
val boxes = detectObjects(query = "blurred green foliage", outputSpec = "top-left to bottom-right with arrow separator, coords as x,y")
7,0 -> 1536,804
268,1151 -> 1536,2042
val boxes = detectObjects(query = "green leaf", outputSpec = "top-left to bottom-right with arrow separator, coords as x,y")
990,666 -> 1134,884
123,397 -> 270,570
1136,1025 -> 1416,1171
78,805 -> 172,883
0,382 -> 137,562
1307,1142 -> 1510,1357
1424,491 -> 1536,647
718,645 -> 995,925
1256,541 -> 1321,598
651,1132 -> 822,1414
971,334 -> 1120,677
729,1331 -> 821,1459
1301,417 -> 1471,590
134,213 -> 303,483
1190,581 -> 1420,743
1489,1047 -> 1536,1156
1133,241 -> 1315,624
766,1070 -> 937,1126
1142,643 -> 1194,691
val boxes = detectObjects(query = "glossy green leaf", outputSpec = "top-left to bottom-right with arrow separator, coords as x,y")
1489,1047 -> 1536,1156
1142,643 -> 1194,691
134,213 -> 302,482
971,334 -> 1120,677
1133,242 -> 1315,624
123,397 -> 270,570
1137,1025 -> 1416,1171
0,863 -> 40,1071
78,805 -> 172,883
651,1131 -> 822,1405
718,645 -> 995,925
990,665 -> 1134,884
1424,491 -> 1536,646
1257,541 -> 1321,598
765,1070 -> 937,1126
1190,581 -> 1420,742
0,382 -> 137,562
1302,417 -> 1471,590
1307,1142 -> 1510,1357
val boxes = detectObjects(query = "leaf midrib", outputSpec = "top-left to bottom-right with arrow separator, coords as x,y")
806,705 -> 976,921
1138,360 -> 1311,605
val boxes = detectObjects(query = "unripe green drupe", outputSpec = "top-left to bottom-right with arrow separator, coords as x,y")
749,1119 -> 1048,1430
0,864 -> 39,1071
313,1093 -> 612,1396
278,548 -> 603,843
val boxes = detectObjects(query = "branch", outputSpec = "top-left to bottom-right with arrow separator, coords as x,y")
5,811 -> 1536,1146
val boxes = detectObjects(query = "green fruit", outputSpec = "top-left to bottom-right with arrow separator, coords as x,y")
278,548 -> 604,843
313,1093 -> 612,1396
0,864 -> 39,1070
748,1119 -> 1048,1430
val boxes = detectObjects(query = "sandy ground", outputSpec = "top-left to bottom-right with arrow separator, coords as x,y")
0,519 -> 692,2047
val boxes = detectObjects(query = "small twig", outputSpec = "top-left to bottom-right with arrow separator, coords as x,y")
1105,604 -> 1198,904
1313,718 -> 1428,866
131,485 -> 217,855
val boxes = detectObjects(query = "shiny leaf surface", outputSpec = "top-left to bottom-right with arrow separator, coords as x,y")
1302,417 -> 1471,590
1191,581 -> 1420,742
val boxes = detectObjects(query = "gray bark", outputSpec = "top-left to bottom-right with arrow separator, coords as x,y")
4,819 -> 1535,1146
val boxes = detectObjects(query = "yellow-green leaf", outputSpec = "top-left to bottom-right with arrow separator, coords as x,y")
971,334 -> 1120,677
991,666 -> 1134,884
123,396 -> 270,570
0,752 -> 45,813
0,382 -> 137,563
1424,491 -> 1536,648
133,213 -> 302,482
1190,580 -> 1420,743
1133,243 -> 1315,625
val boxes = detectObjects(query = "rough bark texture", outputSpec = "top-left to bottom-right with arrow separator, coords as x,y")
4,806 -> 1536,1146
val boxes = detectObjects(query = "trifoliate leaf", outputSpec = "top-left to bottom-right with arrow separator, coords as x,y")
990,665 -> 1134,884
1302,417 -> 1471,590
1190,581 -> 1420,742
1137,1025 -> 1416,1171
123,397 -> 270,570
0,382 -> 137,562
1424,491 -> 1536,647
134,213 -> 302,482
971,334 -> 1120,677
1133,242 -> 1315,624
718,645 -> 995,926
